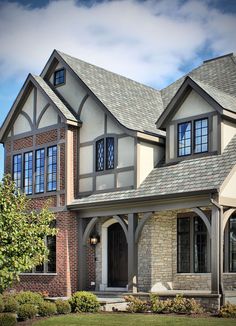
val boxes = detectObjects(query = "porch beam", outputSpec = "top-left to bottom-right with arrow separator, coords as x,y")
223,208 -> 236,231
211,205 -> 220,294
128,213 -> 138,293
135,212 -> 153,243
192,207 -> 211,238
113,215 -> 128,241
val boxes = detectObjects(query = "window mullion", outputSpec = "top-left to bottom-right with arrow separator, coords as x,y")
190,218 -> 194,273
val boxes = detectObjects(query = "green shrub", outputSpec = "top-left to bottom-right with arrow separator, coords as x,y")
17,304 -> 38,320
55,299 -> 71,314
15,291 -> 43,305
38,301 -> 57,317
3,295 -> 19,313
171,295 -> 203,314
124,295 -> 148,313
219,302 -> 236,318
0,313 -> 17,326
69,291 -> 100,313
0,295 -> 4,313
150,294 -> 172,313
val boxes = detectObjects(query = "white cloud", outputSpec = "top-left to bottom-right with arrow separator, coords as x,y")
0,0 -> 235,87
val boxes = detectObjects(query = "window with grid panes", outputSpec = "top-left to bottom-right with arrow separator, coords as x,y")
23,152 -> 33,195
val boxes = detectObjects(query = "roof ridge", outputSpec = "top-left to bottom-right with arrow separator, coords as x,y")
203,52 -> 234,63
56,50 -> 160,94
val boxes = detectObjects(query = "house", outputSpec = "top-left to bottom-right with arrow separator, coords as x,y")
1,50 -> 236,310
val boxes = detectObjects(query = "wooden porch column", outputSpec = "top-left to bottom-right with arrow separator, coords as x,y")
78,218 -> 87,291
211,205 -> 220,294
128,213 -> 138,293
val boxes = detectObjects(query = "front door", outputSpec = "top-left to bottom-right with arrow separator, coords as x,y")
108,222 -> 128,287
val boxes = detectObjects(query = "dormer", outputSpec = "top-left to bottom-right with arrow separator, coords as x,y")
157,76 -> 236,164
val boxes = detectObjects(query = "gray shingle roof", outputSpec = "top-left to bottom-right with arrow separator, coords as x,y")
161,54 -> 236,111
57,51 -> 165,136
69,134 -> 236,207
33,75 -> 78,122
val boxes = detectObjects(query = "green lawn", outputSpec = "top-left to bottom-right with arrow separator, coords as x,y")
33,313 -> 236,326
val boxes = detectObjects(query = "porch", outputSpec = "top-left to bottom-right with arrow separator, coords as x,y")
69,193 -> 236,309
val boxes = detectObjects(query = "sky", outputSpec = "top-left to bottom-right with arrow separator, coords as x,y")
0,0 -> 236,179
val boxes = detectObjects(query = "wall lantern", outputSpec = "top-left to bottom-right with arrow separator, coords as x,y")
89,234 -> 100,246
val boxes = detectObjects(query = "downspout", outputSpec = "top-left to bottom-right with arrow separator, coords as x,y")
210,195 -> 225,306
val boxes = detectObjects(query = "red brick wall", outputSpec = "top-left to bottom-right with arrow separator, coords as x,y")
13,136 -> 33,151
36,129 -> 57,146
3,126 -> 96,297
14,211 -> 79,297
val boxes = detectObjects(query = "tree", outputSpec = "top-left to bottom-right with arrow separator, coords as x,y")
0,175 -> 57,292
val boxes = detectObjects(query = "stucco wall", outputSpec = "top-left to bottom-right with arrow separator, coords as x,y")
221,119 -> 236,151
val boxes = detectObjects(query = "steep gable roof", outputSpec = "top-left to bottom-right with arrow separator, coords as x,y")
0,74 -> 79,142
54,51 -> 165,136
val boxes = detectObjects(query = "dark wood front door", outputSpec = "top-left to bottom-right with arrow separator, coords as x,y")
108,223 -> 128,287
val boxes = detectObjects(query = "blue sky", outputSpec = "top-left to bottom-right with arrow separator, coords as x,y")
0,0 -> 236,179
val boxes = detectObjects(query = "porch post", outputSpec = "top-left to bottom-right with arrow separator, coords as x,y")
78,218 -> 87,291
211,205 -> 220,294
128,213 -> 138,293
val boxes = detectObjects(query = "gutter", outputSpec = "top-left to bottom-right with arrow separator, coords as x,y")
210,195 -> 225,306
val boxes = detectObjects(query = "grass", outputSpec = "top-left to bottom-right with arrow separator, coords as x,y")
32,313 -> 236,326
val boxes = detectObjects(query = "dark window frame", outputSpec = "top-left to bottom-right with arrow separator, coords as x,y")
177,215 -> 211,273
35,148 -> 45,194
194,118 -> 209,154
177,117 -> 209,157
224,215 -> 236,273
47,146 -> 57,192
177,121 -> 192,157
13,154 -> 22,189
53,68 -> 65,86
95,137 -> 115,172
23,151 -> 33,195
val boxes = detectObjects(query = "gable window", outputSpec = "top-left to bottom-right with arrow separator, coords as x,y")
177,216 -> 210,273
23,152 -> 33,195
47,146 -> 57,192
96,137 -> 115,172
13,154 -> 22,189
35,149 -> 45,193
54,68 -> 65,86
194,118 -> 208,153
178,118 -> 209,157
178,122 -> 191,156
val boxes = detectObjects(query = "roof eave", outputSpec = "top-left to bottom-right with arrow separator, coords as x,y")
67,188 -> 218,211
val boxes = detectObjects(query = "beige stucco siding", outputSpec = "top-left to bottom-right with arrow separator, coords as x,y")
138,141 -> 164,186
221,119 -> 236,151
80,97 -> 105,143
38,105 -> 58,129
220,165 -> 236,198
22,89 -> 34,122
14,113 -> 32,135
36,89 -> 49,121
172,90 -> 215,120
107,116 -> 123,134
79,145 -> 93,174
117,137 -> 135,168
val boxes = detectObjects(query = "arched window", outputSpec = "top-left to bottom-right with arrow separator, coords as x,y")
96,137 -> 114,172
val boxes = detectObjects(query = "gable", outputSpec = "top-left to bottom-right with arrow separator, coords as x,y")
172,89 -> 215,121
48,62 -> 87,113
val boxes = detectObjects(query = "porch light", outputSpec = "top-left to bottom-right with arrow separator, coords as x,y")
89,234 -> 100,246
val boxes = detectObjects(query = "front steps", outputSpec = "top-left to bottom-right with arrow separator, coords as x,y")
93,292 -> 128,312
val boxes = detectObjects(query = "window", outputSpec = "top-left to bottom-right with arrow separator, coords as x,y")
33,235 -> 56,274
96,139 -> 104,171
47,146 -> 57,192
54,68 -> 65,86
35,149 -> 45,193
178,122 -> 191,156
224,216 -> 236,273
13,154 -> 22,189
23,152 -> 33,195
177,118 -> 209,157
106,137 -> 114,169
177,218 -> 190,273
177,216 -> 210,273
194,118 -> 208,153
96,137 -> 115,172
